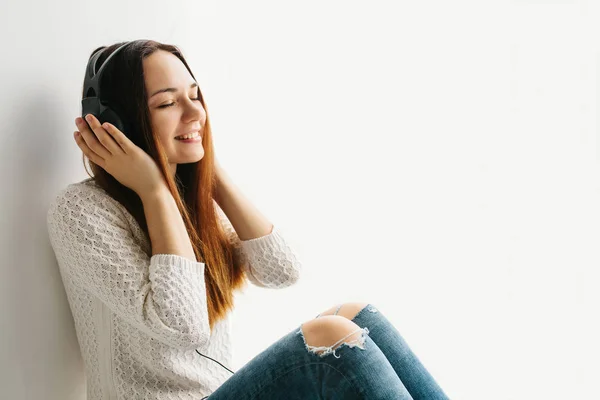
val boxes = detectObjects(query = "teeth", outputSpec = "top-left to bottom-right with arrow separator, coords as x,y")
176,132 -> 200,140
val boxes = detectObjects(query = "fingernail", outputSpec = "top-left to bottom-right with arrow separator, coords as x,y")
85,114 -> 92,122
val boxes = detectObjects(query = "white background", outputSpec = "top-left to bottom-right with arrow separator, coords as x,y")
1,1 -> 599,399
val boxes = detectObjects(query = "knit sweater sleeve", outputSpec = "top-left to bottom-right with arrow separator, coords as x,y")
46,184 -> 210,351
215,203 -> 302,289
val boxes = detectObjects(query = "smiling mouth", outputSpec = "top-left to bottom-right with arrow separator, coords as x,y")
175,132 -> 201,140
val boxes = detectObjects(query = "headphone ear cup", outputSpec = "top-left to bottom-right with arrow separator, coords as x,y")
98,107 -> 126,134
81,97 -> 101,124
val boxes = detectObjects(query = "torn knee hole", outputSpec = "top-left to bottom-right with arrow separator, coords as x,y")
296,326 -> 370,358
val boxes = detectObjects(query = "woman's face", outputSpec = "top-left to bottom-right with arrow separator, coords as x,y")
143,50 -> 207,177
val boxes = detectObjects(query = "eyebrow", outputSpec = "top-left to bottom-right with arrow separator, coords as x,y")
149,82 -> 198,99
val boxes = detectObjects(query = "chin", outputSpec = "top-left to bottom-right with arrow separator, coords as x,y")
177,156 -> 204,164
173,146 -> 204,163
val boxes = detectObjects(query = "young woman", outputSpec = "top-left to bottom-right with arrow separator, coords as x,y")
46,40 -> 450,400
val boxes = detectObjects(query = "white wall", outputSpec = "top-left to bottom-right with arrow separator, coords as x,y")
1,1 -> 599,399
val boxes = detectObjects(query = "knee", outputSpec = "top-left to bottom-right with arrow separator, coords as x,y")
299,315 -> 368,357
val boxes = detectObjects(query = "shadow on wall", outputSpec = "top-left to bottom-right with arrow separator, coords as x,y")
0,92 -> 87,400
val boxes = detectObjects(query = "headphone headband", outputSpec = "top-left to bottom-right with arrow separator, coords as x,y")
81,41 -> 136,134
84,41 -> 134,102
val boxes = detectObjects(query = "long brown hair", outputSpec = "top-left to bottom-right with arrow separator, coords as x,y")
79,39 -> 248,331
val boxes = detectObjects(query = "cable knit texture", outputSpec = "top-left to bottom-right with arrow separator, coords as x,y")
46,178 -> 302,399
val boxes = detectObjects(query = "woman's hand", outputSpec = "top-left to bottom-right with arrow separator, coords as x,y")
74,114 -> 168,196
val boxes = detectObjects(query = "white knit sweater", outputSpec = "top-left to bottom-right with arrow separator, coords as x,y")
46,178 -> 302,399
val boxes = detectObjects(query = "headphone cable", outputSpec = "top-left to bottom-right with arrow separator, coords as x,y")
196,349 -> 235,400
195,349 -> 236,374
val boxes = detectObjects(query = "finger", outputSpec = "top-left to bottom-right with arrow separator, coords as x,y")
74,131 -> 106,168
78,114 -> 113,159
101,122 -> 132,155
76,116 -> 111,160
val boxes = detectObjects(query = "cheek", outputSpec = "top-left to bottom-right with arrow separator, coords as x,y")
151,118 -> 176,140
159,133 -> 177,148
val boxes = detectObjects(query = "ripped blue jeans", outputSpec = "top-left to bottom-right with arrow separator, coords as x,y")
205,304 -> 450,399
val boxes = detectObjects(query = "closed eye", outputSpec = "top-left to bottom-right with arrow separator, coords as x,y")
159,98 -> 201,108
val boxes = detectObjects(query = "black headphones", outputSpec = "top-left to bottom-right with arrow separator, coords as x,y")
81,41 -> 237,395
81,41 -> 133,134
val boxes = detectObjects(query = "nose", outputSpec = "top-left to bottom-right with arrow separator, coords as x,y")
183,99 -> 205,122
